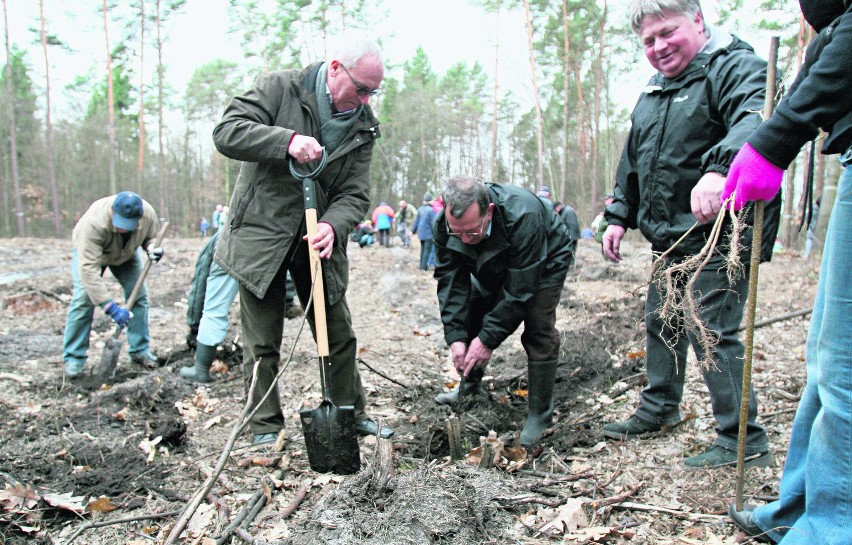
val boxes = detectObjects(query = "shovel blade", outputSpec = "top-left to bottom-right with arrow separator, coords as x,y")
97,335 -> 123,382
299,401 -> 360,474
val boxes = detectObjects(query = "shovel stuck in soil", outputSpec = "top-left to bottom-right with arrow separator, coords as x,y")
96,221 -> 168,382
292,154 -> 360,475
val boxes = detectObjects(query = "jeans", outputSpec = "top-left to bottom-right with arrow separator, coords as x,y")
196,261 -> 239,347
752,156 -> 852,545
62,249 -> 150,364
419,239 -> 434,270
398,222 -> 410,247
636,253 -> 768,454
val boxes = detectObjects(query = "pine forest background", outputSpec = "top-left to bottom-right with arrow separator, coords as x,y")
0,0 -> 839,253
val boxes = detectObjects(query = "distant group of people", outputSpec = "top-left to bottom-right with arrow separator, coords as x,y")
59,2 -> 851,539
199,204 -> 230,238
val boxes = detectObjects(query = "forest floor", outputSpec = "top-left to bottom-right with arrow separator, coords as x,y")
0,233 -> 819,545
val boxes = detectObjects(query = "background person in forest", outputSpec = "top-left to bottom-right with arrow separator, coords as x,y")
211,33 -> 393,446
411,193 -> 437,271
396,199 -> 416,248
371,201 -> 395,247
600,0 -> 781,469
62,191 -> 164,378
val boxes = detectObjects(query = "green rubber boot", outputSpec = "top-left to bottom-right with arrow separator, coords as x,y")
180,342 -> 215,383
520,360 -> 558,447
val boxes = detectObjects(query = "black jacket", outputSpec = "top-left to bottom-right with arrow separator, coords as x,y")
606,35 -> 781,261
750,1 -> 851,166
433,184 -> 575,350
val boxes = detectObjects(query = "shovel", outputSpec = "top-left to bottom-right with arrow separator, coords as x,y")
96,221 -> 169,382
292,153 -> 360,475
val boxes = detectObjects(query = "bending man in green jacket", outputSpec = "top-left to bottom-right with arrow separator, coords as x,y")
212,33 -> 392,446
432,177 -> 576,447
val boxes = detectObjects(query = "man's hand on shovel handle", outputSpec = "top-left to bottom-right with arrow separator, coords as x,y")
103,300 -> 131,329
303,221 -> 336,259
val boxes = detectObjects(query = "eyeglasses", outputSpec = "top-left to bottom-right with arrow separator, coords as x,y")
446,216 -> 488,238
340,64 -> 379,97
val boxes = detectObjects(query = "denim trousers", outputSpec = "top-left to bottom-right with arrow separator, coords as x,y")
62,249 -> 150,364
753,157 -> 852,545
196,261 -> 240,347
635,253 -> 769,454
419,239 -> 434,270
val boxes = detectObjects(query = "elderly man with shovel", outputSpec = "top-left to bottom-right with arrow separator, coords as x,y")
212,33 -> 393,448
62,191 -> 164,379
432,176 -> 576,447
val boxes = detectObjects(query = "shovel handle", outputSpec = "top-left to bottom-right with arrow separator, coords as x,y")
125,221 -> 169,311
305,209 -> 330,357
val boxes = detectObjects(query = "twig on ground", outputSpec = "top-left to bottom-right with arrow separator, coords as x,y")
66,510 -> 181,544
357,356 -> 410,389
738,308 -> 812,331
586,482 -> 642,510
611,500 -> 725,521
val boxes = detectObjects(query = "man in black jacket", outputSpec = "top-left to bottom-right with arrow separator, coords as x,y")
601,0 -> 781,468
432,176 -> 575,446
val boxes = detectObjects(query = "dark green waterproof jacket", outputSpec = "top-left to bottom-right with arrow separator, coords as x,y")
186,230 -> 220,329
212,63 -> 379,303
605,36 -> 781,261
433,184 -> 576,350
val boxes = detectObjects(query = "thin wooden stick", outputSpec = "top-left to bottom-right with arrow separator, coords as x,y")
736,35 -> 779,511
66,510 -> 181,544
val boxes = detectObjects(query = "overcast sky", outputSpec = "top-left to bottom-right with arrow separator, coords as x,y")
5,0 -> 787,120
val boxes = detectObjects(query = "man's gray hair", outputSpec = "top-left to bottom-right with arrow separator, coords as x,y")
443,176 -> 491,218
328,32 -> 383,69
630,0 -> 702,34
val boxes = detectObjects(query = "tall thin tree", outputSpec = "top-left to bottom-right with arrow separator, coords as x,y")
2,0 -> 24,235
522,0 -> 545,187
102,0 -> 117,194
38,0 -> 61,235
136,0 -> 146,194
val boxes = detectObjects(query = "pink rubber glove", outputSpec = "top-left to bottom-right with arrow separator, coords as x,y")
720,143 -> 784,211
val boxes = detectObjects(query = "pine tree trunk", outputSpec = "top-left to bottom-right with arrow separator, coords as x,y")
2,0 -> 25,235
102,0 -> 117,195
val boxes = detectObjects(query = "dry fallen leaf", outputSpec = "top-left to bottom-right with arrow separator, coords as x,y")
0,483 -> 40,511
111,407 -> 129,421
87,496 -> 118,514
43,491 -> 87,515
539,498 -> 589,535
202,415 -> 222,429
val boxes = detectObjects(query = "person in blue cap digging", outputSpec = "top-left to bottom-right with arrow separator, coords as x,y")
62,191 -> 164,379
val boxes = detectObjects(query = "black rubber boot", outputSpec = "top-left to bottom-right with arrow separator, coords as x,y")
180,343 -> 215,383
520,360 -> 558,447
435,369 -> 485,405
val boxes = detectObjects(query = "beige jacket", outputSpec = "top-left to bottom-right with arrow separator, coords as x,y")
71,195 -> 159,305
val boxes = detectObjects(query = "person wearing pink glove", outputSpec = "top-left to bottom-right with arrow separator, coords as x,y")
726,1 -> 852,544
600,0 -> 783,470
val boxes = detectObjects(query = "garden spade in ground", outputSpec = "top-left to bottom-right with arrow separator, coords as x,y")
292,155 -> 360,474
96,222 -> 168,382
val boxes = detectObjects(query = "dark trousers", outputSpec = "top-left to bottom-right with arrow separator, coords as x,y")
470,282 -> 562,362
636,255 -> 768,454
239,243 -> 367,435
418,239 -> 434,270
378,228 -> 390,247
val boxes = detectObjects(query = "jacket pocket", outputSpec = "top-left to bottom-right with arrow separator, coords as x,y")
230,183 -> 256,232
